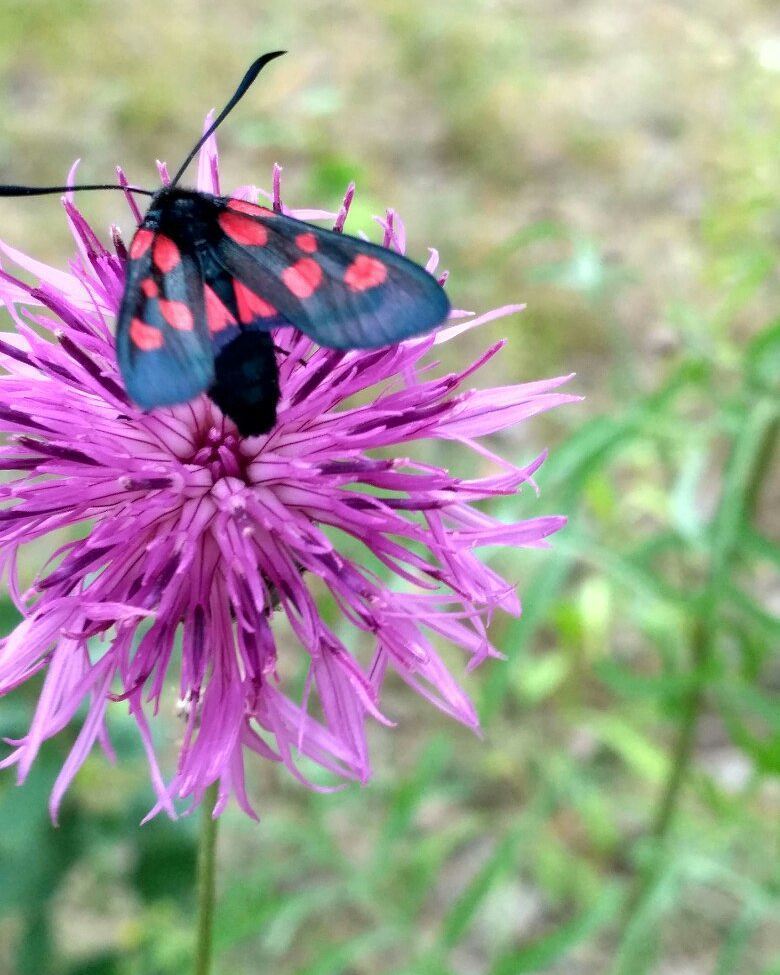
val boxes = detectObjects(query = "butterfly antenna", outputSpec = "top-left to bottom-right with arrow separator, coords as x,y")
169,50 -> 287,190
0,183 -> 154,198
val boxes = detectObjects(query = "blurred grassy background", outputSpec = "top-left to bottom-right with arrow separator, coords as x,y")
0,2 -> 778,973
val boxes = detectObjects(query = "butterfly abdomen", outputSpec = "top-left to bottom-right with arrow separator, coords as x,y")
207,329 -> 280,436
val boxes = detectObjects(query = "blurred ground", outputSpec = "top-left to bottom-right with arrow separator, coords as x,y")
0,2 -> 778,974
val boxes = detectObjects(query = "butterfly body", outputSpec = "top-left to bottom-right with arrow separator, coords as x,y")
0,53 -> 451,437
116,187 -> 450,436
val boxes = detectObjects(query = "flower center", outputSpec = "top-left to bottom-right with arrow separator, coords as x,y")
188,424 -> 252,484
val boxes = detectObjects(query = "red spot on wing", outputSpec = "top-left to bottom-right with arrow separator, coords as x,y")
153,235 -> 180,273
234,280 -> 277,323
204,284 -> 237,333
158,300 -> 194,331
140,278 -> 159,298
130,318 -> 164,351
227,199 -> 275,217
282,258 -> 323,299
295,232 -> 318,253
344,254 -> 388,292
219,210 -> 269,247
129,228 -> 154,260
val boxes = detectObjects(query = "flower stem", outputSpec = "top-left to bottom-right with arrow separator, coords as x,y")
649,614 -> 708,843
620,612 -> 710,930
621,397 -> 778,928
194,781 -> 220,975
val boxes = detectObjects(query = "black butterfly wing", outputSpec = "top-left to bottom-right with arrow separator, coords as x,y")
116,227 -> 214,410
210,199 -> 450,348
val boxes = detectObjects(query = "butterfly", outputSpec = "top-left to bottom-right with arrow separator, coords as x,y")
0,52 -> 450,436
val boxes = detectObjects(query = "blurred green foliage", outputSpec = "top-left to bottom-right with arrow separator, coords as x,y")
0,2 -> 778,974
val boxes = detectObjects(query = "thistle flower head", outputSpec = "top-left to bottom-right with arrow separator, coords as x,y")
0,136 -> 576,819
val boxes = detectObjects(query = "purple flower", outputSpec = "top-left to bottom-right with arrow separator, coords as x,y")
0,135 -> 577,820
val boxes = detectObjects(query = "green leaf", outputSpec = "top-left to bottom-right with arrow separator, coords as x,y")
488,885 -> 621,974
374,736 -> 452,857
495,219 -> 569,259
554,533 -> 683,609
585,715 -> 670,783
612,851 -> 683,975
669,447 -> 709,541
715,904 -> 763,975
742,526 -> 780,568
595,661 -> 692,707
294,928 -> 401,975
708,397 -> 778,589
746,319 -> 780,394
480,549 -> 573,720
727,585 -> 780,644
512,652 -> 569,703
440,823 -> 527,949
0,597 -> 22,635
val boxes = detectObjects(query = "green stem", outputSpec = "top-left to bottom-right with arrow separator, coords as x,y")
621,611 -> 710,928
744,412 -> 778,520
649,614 -> 708,843
194,781 -> 220,975
621,398 -> 778,927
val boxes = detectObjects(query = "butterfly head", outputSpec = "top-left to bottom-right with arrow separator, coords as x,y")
138,186 -> 214,231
